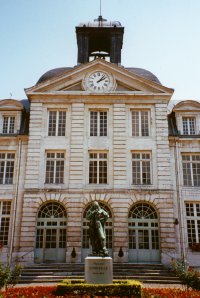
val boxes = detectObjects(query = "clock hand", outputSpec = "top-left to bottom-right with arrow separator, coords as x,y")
97,75 -> 106,83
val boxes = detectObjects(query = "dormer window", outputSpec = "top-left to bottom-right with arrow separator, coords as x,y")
3,116 -> 15,134
182,117 -> 196,135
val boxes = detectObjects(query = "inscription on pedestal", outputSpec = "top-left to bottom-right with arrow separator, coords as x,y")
85,257 -> 113,284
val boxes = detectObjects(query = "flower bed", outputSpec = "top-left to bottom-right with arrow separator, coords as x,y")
0,286 -> 200,298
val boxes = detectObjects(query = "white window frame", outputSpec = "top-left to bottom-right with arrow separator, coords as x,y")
89,110 -> 108,137
2,116 -> 15,134
132,151 -> 152,185
131,110 -> 150,137
0,152 -> 15,185
48,110 -> 67,136
182,154 -> 200,187
0,201 -> 11,246
89,151 -> 108,184
185,203 -> 200,248
45,151 -> 65,184
182,117 -> 196,135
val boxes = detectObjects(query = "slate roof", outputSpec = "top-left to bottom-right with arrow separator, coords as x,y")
36,66 -> 161,85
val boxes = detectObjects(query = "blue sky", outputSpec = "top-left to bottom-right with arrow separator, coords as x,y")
1,0 -> 200,101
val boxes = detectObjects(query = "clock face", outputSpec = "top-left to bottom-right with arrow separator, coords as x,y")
83,71 -> 116,92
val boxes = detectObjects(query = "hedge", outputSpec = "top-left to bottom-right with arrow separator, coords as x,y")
54,279 -> 142,297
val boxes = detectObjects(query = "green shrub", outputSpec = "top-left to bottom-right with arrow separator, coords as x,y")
54,279 -> 142,297
171,259 -> 200,290
0,262 -> 21,289
0,263 -> 10,289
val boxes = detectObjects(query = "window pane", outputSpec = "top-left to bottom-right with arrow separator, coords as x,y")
186,203 -> 194,216
55,160 -> 64,184
142,160 -> 151,184
99,160 -> 107,184
132,152 -> 151,185
183,117 -> 195,135
186,203 -> 200,248
182,117 -> 189,134
187,219 -> 196,247
59,229 -> 66,248
0,161 -> 5,184
9,117 -> 15,133
58,111 -> 66,136
45,160 -> 54,183
138,230 -> 149,249
90,112 -> 98,136
129,229 -> 136,249
132,111 -> 139,136
45,152 -> 65,184
0,154 -> 15,185
99,112 -> 107,136
0,202 -> 11,245
45,229 -> 56,248
5,161 -> 14,184
89,160 -> 97,183
192,162 -> 200,186
3,117 -> 8,134
89,153 -> 107,184
152,230 -> 159,249
48,111 -> 57,136
132,160 -> 140,184
182,156 -> 192,186
141,111 -> 149,136
36,229 -> 44,248
189,118 -> 195,135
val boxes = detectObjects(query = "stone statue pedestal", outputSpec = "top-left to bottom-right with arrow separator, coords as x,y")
85,256 -> 113,284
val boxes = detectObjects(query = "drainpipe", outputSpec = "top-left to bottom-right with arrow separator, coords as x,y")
9,137 -> 22,265
174,139 -> 186,262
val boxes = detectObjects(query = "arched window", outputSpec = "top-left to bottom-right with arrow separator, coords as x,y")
35,202 -> 67,263
128,202 -> 160,263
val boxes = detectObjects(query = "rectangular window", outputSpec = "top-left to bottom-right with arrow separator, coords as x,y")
45,152 -> 65,184
89,152 -> 107,184
182,117 -> 196,135
48,111 -> 66,136
3,116 -> 15,134
186,203 -> 200,248
90,111 -> 107,136
132,152 -> 151,185
182,154 -> 200,186
0,201 -> 11,245
132,110 -> 149,136
0,153 -> 15,184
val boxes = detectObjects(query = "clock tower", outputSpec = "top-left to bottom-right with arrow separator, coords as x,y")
76,15 -> 124,65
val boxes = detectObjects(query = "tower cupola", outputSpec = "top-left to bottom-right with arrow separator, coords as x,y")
76,16 -> 124,65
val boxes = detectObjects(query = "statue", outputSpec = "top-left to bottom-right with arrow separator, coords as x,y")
86,201 -> 109,256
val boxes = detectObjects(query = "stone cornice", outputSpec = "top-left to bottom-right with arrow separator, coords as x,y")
27,92 -> 172,104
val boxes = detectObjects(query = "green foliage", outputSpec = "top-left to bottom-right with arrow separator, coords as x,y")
0,263 -> 10,289
54,279 -> 142,297
0,262 -> 21,290
171,259 -> 200,290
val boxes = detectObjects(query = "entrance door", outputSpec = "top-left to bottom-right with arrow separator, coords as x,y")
34,202 -> 67,263
81,202 -> 113,261
128,202 -> 160,263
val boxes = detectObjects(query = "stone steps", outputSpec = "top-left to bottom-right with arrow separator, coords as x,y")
19,263 -> 180,284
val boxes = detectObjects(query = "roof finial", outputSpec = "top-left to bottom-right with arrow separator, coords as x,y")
100,0 -> 102,16
94,0 -> 107,23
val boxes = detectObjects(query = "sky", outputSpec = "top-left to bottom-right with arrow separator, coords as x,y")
1,0 -> 200,101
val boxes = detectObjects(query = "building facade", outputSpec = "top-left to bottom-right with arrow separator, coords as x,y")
0,17 -> 199,268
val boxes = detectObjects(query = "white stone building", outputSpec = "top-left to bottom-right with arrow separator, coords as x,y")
0,17 -> 199,268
